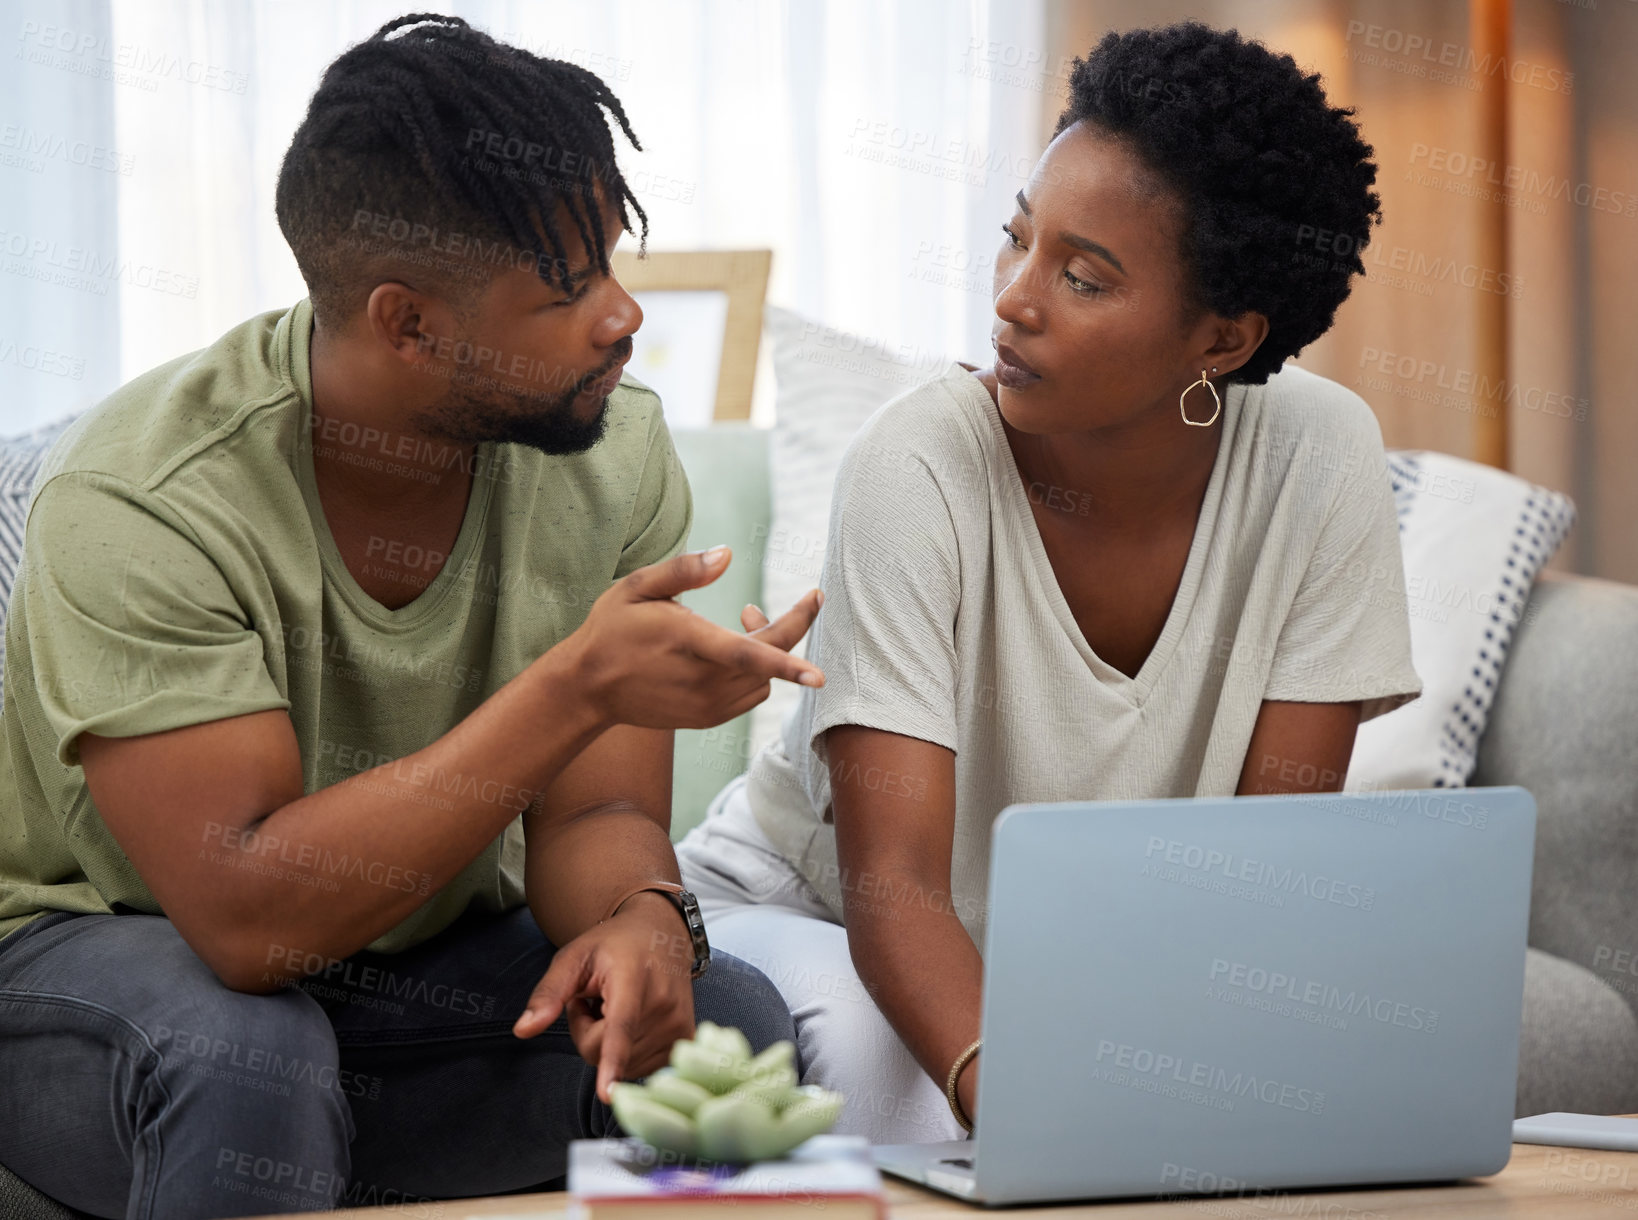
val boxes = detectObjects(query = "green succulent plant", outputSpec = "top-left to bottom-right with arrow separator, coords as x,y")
609,1022 -> 845,1162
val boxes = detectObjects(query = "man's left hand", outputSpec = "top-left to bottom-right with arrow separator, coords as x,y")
511,892 -> 696,1102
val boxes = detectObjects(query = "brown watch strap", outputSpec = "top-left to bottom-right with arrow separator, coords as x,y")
601,881 -> 686,925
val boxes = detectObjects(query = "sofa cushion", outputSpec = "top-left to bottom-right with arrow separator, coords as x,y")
1476,573 -> 1638,1020
669,424 -> 772,839
752,306 -> 950,754
1517,947 -> 1638,1117
0,414 -> 82,700
1345,450 -> 1575,793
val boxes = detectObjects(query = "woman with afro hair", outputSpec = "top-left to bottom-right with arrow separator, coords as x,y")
676,22 -> 1422,1143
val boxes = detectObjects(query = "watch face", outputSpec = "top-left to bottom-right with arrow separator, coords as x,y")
677,889 -> 711,977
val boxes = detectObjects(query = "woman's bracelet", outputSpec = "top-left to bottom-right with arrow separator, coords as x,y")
945,1037 -> 982,1134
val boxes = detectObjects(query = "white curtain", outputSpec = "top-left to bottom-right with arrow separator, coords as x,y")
1,0 -> 1048,432
0,0 -> 122,432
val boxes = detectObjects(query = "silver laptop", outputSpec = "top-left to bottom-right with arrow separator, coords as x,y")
874,787 -> 1536,1206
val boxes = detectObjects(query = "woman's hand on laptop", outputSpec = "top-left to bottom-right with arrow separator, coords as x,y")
556,546 -> 825,731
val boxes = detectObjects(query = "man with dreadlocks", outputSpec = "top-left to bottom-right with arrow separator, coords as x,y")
0,14 -> 815,1216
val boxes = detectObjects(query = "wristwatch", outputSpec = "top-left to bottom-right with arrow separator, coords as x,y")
603,881 -> 711,979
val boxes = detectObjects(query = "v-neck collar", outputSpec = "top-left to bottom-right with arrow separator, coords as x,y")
951,364 -> 1238,704
278,299 -> 497,633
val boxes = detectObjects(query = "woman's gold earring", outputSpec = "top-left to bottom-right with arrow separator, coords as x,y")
1179,368 -> 1221,427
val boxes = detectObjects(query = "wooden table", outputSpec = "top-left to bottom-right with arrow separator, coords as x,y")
255,1133 -> 1638,1218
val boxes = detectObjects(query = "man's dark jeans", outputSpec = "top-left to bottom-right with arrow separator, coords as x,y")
0,903 -> 795,1218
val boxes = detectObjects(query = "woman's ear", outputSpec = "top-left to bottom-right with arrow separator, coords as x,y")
1200,310 -> 1270,380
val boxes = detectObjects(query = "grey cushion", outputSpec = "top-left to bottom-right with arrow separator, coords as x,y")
1475,574 -> 1638,1017
1518,947 -> 1638,1117
1474,572 -> 1638,1115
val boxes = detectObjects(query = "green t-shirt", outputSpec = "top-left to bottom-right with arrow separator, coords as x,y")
0,298 -> 692,952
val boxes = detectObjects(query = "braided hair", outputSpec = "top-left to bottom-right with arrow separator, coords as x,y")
276,12 -> 648,329
1055,23 -> 1380,385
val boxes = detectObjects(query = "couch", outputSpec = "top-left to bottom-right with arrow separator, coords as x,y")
3,426 -> 1636,1218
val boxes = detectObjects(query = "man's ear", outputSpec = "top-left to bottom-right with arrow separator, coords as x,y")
364,282 -> 461,366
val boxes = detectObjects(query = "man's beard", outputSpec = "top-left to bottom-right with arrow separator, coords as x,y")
407,338 -> 632,456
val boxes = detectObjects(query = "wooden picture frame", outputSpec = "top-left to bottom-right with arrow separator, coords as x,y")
610,248 -> 772,422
